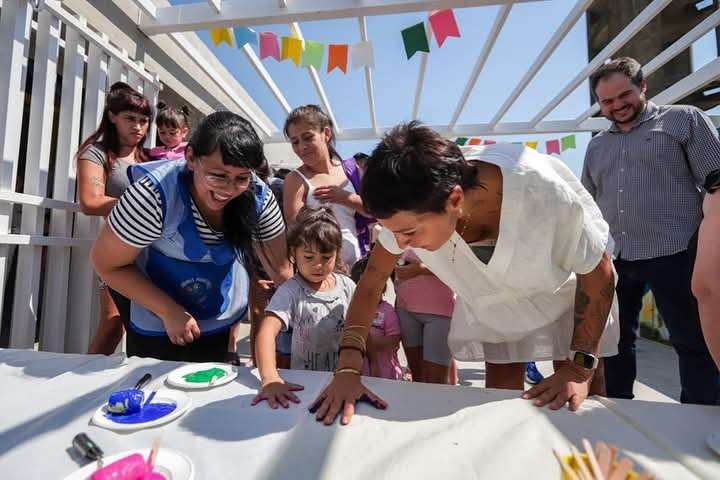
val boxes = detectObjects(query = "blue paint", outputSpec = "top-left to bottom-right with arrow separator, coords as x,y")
104,402 -> 177,424
107,389 -> 144,415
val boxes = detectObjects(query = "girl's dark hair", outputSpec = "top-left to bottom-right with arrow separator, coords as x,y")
188,111 -> 266,263
283,104 -> 341,161
77,82 -> 152,169
156,101 -> 191,130
361,121 -> 480,219
287,206 -> 343,262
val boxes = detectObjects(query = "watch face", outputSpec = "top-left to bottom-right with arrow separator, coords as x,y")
573,352 -> 595,369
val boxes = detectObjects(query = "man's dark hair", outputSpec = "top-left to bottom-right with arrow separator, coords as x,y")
589,57 -> 644,98
360,121 -> 479,219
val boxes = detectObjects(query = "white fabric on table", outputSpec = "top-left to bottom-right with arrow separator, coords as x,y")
1,349 -> 717,479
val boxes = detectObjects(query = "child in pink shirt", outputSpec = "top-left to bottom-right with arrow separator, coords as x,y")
350,258 -> 403,380
148,103 -> 189,161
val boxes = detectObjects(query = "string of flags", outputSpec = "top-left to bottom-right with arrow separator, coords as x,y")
454,134 -> 577,155
207,9 -> 461,74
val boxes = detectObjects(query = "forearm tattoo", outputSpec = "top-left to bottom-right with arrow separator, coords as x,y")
571,272 -> 614,353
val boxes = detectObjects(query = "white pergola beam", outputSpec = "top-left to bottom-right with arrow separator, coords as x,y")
140,0 -> 546,35
412,22 -> 433,120
575,7 -> 720,125
241,45 -> 291,114
449,4 -> 512,129
651,56 -> 720,106
167,31 -> 277,137
266,117 -> 613,142
530,0 -> 672,127
206,0 -> 222,14
133,0 -> 157,18
359,16 -> 378,133
283,5 -> 339,130
489,0 -> 593,128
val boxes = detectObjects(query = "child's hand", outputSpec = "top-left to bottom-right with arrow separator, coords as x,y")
252,377 -> 305,409
394,261 -> 426,282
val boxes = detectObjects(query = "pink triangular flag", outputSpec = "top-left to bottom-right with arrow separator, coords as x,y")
259,32 -> 280,61
429,9 -> 460,47
546,139 -> 561,155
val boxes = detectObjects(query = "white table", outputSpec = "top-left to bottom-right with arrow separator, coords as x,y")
0,349 -> 718,479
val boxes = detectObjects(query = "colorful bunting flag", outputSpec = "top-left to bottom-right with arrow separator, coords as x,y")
454,137 -> 468,146
468,138 -> 482,145
259,32 -> 280,61
233,27 -> 257,48
328,44 -> 349,73
302,40 -> 324,69
561,134 -> 576,151
546,139 -> 561,155
429,9 -> 460,47
401,22 -> 430,59
483,140 -> 496,145
281,36 -> 303,66
351,41 -> 375,69
209,28 -> 234,47
525,141 -> 538,150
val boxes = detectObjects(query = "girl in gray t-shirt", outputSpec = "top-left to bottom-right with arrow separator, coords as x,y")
253,207 -> 356,409
76,82 -> 152,355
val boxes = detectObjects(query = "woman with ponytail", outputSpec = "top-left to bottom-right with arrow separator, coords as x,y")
283,105 -> 372,269
90,112 -> 292,361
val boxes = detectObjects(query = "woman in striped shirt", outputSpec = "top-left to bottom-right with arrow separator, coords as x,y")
91,112 -> 292,362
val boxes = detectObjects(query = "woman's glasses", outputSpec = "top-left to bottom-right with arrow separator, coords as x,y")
195,160 -> 251,191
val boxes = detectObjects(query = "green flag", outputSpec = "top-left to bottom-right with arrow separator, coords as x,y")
302,40 -> 324,69
561,134 -> 576,151
402,22 -> 430,59
455,137 -> 468,146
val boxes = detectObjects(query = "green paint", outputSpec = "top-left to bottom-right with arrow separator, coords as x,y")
182,367 -> 227,384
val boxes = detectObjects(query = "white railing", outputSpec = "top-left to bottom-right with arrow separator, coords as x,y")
0,0 -> 161,353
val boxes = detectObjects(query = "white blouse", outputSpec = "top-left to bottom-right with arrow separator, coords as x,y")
378,144 -> 619,362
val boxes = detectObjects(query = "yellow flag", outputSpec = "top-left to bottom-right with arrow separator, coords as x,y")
281,36 -> 303,66
210,28 -> 234,47
525,141 -> 538,150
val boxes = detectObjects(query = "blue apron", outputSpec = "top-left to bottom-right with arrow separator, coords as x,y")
126,160 -> 267,336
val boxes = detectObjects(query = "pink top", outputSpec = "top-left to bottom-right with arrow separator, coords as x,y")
147,142 -> 187,161
395,251 -> 455,318
362,301 -> 403,380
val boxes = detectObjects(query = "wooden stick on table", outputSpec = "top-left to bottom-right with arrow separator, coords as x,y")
553,449 -> 581,480
582,439 -> 605,480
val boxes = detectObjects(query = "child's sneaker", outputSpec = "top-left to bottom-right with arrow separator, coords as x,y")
525,361 -> 544,385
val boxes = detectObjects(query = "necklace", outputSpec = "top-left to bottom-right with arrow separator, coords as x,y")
451,213 -> 471,264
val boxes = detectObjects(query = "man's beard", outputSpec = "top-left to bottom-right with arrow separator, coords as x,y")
607,96 -> 646,126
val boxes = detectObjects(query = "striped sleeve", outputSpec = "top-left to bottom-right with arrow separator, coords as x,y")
253,187 -> 285,241
107,177 -> 164,248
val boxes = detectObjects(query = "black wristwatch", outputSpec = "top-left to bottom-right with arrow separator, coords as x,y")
704,169 -> 720,194
568,350 -> 599,370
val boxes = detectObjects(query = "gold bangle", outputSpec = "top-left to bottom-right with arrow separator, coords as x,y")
334,367 -> 362,376
345,325 -> 369,331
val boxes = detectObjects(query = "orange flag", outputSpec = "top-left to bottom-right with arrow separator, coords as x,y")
327,44 -> 348,73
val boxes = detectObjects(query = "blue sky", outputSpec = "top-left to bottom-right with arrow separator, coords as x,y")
171,0 -> 718,176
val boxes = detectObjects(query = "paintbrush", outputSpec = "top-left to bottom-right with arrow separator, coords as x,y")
146,437 -> 161,472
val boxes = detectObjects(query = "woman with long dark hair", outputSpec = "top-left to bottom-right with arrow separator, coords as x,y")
90,112 -> 292,361
77,82 -> 151,355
